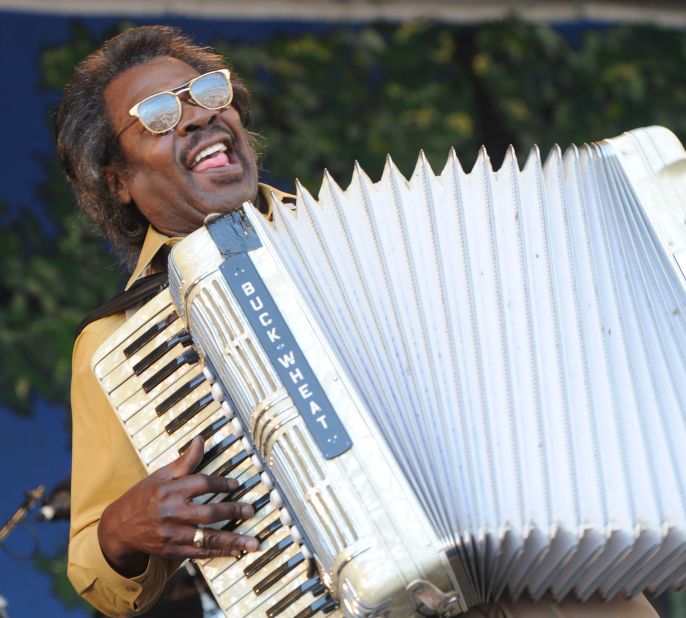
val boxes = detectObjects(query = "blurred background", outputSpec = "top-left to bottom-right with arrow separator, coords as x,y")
1,1 -> 686,616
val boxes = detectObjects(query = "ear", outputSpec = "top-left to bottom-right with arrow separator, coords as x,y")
105,164 -> 132,205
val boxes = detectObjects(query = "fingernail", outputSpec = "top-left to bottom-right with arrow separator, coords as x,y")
245,538 -> 259,552
241,505 -> 254,519
227,478 -> 240,490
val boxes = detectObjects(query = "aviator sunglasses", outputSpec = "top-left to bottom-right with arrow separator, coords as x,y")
119,69 -> 233,136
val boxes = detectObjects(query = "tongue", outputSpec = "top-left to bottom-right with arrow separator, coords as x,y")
194,151 -> 229,172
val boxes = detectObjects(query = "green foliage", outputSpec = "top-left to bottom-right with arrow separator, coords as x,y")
474,21 -> 686,161
6,18 -> 686,415
41,22 -> 100,89
218,21 -> 480,186
0,22 -> 125,414
670,589 -> 686,618
218,20 -> 686,184
0,162 -> 122,413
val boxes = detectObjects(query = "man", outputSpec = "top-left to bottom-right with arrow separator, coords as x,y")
58,25 -> 657,618
58,26 -> 276,616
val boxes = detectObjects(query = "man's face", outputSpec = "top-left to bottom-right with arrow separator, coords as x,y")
104,56 -> 259,237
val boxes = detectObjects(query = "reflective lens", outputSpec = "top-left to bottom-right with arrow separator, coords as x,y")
189,70 -> 233,110
130,69 -> 233,134
137,92 -> 181,133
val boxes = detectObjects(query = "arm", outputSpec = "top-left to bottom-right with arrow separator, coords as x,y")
68,315 -> 257,616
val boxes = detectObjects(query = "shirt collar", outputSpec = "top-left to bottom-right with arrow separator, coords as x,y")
124,182 -> 294,291
124,226 -> 178,290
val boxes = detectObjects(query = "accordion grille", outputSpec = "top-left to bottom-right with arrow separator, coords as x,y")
190,278 -> 278,408
167,257 -> 184,320
278,426 -> 359,553
187,278 -> 362,556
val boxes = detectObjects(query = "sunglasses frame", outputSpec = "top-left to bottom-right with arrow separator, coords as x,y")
125,68 -> 233,135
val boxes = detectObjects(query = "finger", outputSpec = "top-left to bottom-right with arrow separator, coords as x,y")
146,528 -> 259,561
173,435 -> 206,476
186,527 -> 259,558
180,500 -> 255,526
172,473 -> 241,501
153,436 -> 205,481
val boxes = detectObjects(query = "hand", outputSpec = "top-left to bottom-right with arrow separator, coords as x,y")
98,436 -> 259,577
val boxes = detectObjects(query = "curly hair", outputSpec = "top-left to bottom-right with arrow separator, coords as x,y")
55,25 -> 253,262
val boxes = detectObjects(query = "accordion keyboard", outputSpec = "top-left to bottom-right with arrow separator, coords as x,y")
92,289 -> 339,618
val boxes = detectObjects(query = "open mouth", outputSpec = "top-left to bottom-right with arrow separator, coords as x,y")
190,140 -> 239,172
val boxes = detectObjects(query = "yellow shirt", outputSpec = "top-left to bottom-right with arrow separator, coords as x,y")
68,185 -> 291,616
68,186 -> 658,617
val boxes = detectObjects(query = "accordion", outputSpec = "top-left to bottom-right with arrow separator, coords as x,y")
91,126 -> 686,617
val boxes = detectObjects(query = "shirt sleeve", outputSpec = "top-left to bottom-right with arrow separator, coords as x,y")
68,316 -> 176,617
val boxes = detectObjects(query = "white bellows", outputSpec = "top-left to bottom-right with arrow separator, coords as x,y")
246,126 -> 686,603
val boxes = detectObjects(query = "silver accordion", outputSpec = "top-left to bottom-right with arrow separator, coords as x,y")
91,126 -> 686,617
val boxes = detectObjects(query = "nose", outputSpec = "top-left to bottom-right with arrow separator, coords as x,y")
177,100 -> 217,135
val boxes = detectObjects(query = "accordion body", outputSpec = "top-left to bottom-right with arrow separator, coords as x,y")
91,126 -> 686,617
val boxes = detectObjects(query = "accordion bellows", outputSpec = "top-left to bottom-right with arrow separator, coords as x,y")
92,126 -> 686,616
247,126 -> 686,604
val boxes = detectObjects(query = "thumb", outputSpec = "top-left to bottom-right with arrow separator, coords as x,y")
155,436 -> 205,480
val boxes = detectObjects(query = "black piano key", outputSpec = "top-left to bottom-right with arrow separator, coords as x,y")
321,598 -> 338,614
254,518 -> 283,544
253,552 -> 305,596
227,518 -> 284,565
227,473 -> 261,503
251,492 -> 271,515
133,329 -> 191,375
320,597 -> 338,615
213,449 -> 251,478
267,576 -> 324,618
231,518 -> 283,562
222,492 -> 271,533
244,535 -> 293,578
197,463 -> 258,507
143,348 -> 199,392
306,556 -> 319,579
192,434 -> 240,473
165,392 -> 213,435
156,373 -> 206,415
293,595 -> 337,618
177,416 -> 230,455
201,469 -> 259,506
123,312 -> 178,358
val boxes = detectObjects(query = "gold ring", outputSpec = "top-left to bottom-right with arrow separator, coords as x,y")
193,527 -> 205,549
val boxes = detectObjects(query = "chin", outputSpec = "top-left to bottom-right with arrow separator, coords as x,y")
196,199 -> 249,221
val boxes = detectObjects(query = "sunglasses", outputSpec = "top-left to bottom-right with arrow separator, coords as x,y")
120,69 -> 233,136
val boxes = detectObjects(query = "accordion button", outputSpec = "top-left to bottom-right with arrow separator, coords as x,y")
279,508 -> 292,527
250,454 -> 264,472
269,489 -> 282,508
221,401 -> 234,419
202,367 -> 215,384
241,437 -> 254,454
290,525 -> 302,545
210,382 -> 225,402
260,472 -> 274,490
230,418 -> 244,437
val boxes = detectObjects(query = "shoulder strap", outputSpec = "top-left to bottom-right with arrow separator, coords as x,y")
75,272 -> 169,338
